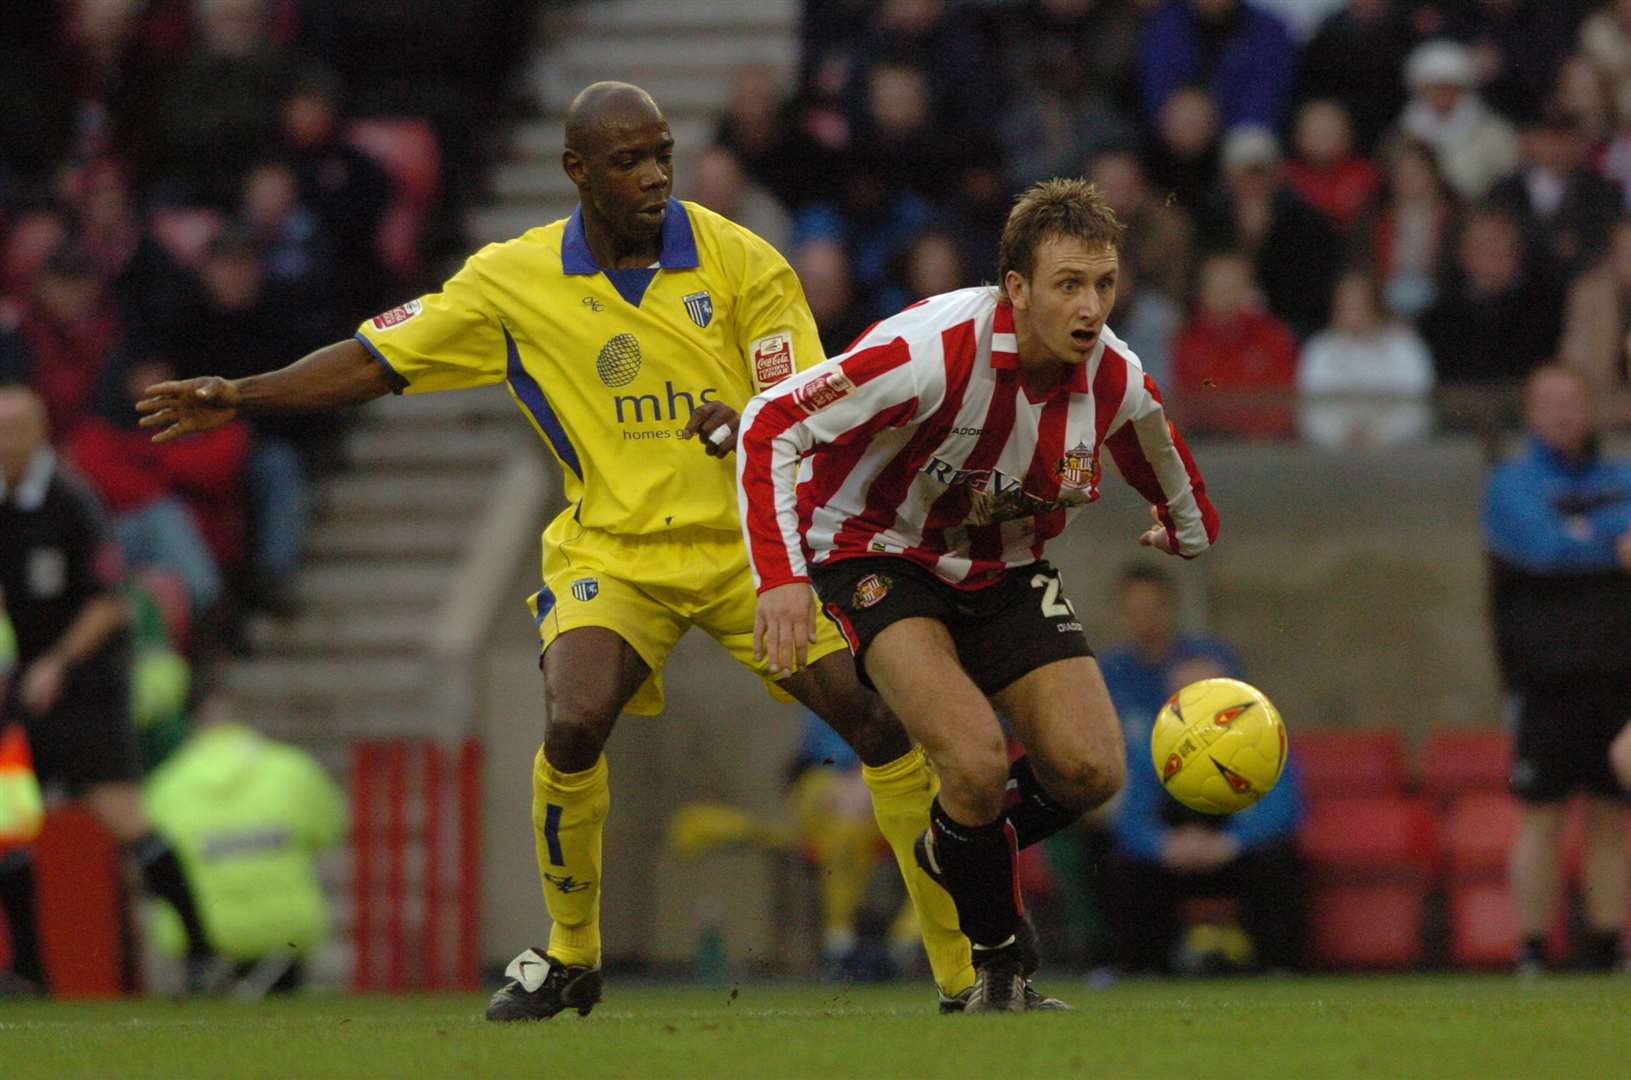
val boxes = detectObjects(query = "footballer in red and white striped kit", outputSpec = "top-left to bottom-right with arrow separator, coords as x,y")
737,178 -> 1218,1012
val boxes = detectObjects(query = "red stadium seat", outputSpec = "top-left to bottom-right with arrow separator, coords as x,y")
1418,729 -> 1511,801
33,806 -> 128,997
1291,728 -> 1407,800
1298,794 -> 1438,882
1308,883 -> 1426,969
346,118 -> 441,278
1446,880 -> 1567,969
1440,792 -> 1521,880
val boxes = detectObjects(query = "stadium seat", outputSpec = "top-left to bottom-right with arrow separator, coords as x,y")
1290,728 -> 1407,800
1298,793 -> 1438,882
346,118 -> 441,278
1308,883 -> 1426,969
1418,729 -> 1511,801
1440,792 -> 1521,880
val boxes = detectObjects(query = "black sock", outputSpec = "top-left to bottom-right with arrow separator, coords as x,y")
128,833 -> 211,958
1003,756 -> 1082,849
1582,929 -> 1621,972
928,799 -> 1023,952
0,850 -> 45,985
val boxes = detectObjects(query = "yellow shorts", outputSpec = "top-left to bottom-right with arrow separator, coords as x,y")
526,523 -> 849,716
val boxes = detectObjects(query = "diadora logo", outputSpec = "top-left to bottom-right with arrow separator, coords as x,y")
613,381 -> 720,424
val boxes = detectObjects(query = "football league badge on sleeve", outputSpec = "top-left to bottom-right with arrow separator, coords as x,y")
570,578 -> 600,602
683,290 -> 713,328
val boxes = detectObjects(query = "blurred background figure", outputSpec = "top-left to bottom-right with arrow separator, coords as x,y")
1098,564 -> 1306,976
143,691 -> 347,997
1484,365 -> 1631,975
1419,208 -> 1564,387
792,239 -> 873,356
1137,0 -> 1297,134
1297,271 -> 1436,449
1284,98 -> 1377,234
1171,250 -> 1298,439
1488,108 -> 1620,281
1088,147 -> 1195,307
0,383 -> 218,996
1295,0 -> 1413,154
1398,39 -> 1519,203
1560,218 -> 1631,391
1353,138 -> 1461,320
684,143 -> 792,256
1197,125 -> 1342,339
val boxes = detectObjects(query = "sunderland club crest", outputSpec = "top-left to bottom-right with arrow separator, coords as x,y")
852,573 -> 892,609
1056,442 -> 1099,494
682,290 -> 714,328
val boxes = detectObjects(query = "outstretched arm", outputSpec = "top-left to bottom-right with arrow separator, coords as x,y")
135,338 -> 395,442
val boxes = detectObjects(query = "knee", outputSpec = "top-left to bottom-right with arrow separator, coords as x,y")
543,690 -> 617,772
935,739 -> 1010,821
1048,754 -> 1125,813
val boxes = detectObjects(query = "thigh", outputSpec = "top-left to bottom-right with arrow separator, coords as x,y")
534,531 -> 689,717
950,562 -> 1093,697
861,616 -> 1003,769
806,557 -> 956,693
992,655 -> 1125,781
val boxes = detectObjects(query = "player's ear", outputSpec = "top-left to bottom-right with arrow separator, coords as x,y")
1003,270 -> 1029,311
562,148 -> 588,189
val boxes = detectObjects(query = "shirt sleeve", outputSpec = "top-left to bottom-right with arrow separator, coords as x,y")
353,252 -> 506,395
733,238 -> 827,393
1104,370 -> 1220,558
736,338 -> 933,591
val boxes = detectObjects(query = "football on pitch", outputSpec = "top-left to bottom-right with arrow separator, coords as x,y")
1150,677 -> 1287,814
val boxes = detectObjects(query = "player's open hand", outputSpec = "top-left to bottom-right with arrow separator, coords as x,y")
135,377 -> 241,443
755,582 -> 819,676
1138,505 -> 1178,555
679,401 -> 740,458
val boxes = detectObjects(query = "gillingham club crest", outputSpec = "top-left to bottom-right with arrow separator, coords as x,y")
682,290 -> 713,328
570,578 -> 600,602
1056,442 -> 1099,494
852,573 -> 892,609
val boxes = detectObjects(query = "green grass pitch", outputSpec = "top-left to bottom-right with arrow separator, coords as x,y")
5,976 -> 1631,1079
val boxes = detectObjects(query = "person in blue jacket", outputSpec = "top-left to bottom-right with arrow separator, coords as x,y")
1137,0 -> 1297,134
1098,563 -> 1306,973
1485,363 -> 1631,974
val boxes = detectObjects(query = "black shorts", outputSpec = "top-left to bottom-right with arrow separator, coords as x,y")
808,556 -> 1093,697
3,646 -> 140,793
1509,674 -> 1631,803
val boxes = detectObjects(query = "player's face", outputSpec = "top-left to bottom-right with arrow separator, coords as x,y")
574,118 -> 675,245
1007,236 -> 1118,367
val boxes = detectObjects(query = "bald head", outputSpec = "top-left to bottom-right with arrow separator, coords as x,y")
0,385 -> 49,484
565,82 -> 664,155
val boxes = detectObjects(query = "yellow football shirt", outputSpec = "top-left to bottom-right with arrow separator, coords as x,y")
354,199 -> 823,536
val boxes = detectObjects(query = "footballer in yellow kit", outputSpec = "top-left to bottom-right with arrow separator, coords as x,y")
139,83 -> 976,1020
355,197 -> 844,713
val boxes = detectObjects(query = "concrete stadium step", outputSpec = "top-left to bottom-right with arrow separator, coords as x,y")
316,472 -> 492,518
234,696 -> 464,741
222,656 -> 427,704
531,69 -> 744,117
572,0 -> 796,33
247,609 -> 427,656
490,161 -> 580,203
508,117 -> 713,164
343,426 -> 522,468
306,519 -> 469,560
547,32 -> 796,79
291,561 -> 450,610
469,203 -> 577,245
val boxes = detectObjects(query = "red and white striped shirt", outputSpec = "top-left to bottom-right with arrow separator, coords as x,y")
736,287 -> 1219,592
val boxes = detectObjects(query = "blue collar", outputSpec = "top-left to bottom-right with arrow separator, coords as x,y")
561,198 -> 699,275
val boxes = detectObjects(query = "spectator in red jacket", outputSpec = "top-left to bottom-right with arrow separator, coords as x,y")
0,247 -> 128,441
1172,250 -> 1298,438
67,360 -> 249,616
1285,98 -> 1378,234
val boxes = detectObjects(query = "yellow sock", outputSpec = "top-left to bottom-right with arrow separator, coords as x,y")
532,749 -> 609,968
862,746 -> 974,996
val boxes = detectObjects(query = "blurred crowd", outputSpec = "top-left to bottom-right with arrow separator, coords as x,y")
686,0 -> 1631,446
0,0 -> 530,658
